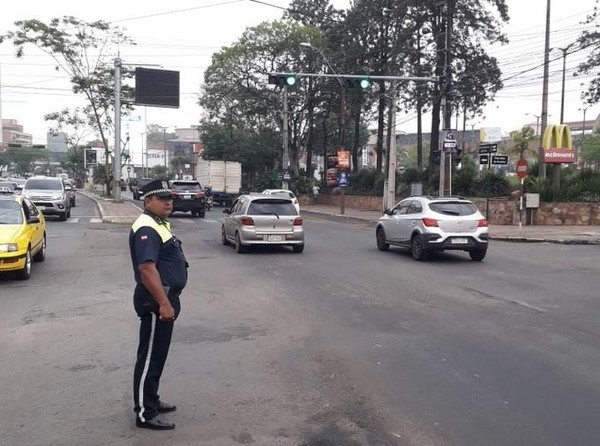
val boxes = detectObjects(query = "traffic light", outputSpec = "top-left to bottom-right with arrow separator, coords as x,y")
343,77 -> 371,91
268,73 -> 298,88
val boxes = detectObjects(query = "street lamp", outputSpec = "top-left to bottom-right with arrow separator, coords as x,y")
299,42 -> 343,87
526,113 -> 542,135
553,43 -> 576,124
579,105 -> 590,166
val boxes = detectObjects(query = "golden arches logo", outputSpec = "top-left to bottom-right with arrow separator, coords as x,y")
542,124 -> 575,164
542,124 -> 572,150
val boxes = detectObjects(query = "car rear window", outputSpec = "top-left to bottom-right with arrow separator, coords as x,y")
248,199 -> 297,215
171,182 -> 202,191
428,201 -> 478,216
24,179 -> 63,190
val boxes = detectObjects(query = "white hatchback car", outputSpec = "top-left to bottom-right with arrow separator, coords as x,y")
261,189 -> 300,214
375,196 -> 489,261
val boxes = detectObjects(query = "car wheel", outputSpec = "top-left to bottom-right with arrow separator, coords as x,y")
376,227 -> 389,251
198,210 -> 206,218
469,247 -> 487,261
16,248 -> 32,280
67,207 -> 71,218
292,244 -> 304,254
71,199 -> 76,207
33,235 -> 46,262
411,234 -> 429,261
59,211 -> 67,221
221,226 -> 230,245
235,232 -> 247,253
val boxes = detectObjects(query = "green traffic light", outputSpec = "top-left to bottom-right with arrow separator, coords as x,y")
286,75 -> 296,86
359,78 -> 371,90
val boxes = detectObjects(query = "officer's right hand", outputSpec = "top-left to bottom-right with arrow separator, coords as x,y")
159,303 -> 176,321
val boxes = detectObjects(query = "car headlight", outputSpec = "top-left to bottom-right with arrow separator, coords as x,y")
0,243 -> 19,253
51,193 -> 64,200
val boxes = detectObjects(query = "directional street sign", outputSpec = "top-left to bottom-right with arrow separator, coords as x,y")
479,154 -> 490,165
492,155 -> 509,165
443,140 -> 458,153
479,143 -> 498,154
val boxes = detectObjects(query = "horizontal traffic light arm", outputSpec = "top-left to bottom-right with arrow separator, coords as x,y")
268,72 -> 440,83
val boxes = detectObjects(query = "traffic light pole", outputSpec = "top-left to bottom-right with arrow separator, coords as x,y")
281,86 -> 290,189
113,57 -> 122,202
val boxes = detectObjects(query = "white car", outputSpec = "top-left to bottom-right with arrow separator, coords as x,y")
261,189 -> 300,213
375,196 -> 490,261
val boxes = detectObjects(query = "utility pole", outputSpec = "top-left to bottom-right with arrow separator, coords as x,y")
539,0 -> 551,178
386,83 -> 397,209
113,57 -> 122,202
439,0 -> 454,197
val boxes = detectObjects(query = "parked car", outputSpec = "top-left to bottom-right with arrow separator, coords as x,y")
261,189 -> 300,214
64,180 -> 76,207
221,194 -> 304,253
130,178 -> 154,200
169,180 -> 206,218
375,195 -> 489,261
0,194 -> 46,280
22,176 -> 71,221
0,181 -> 19,195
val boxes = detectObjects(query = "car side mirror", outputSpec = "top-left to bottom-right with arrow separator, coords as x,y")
28,216 -> 40,224
383,209 -> 392,215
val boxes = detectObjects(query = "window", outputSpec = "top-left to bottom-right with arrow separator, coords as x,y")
248,200 -> 297,216
429,201 -> 477,216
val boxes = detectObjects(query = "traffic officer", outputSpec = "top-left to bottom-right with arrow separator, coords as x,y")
129,179 -> 188,430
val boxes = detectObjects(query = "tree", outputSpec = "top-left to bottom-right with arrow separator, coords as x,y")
1,17 -> 135,195
509,126 -> 537,161
576,1 -> 600,104
199,21 -> 322,181
5,147 -> 48,176
582,130 -> 600,172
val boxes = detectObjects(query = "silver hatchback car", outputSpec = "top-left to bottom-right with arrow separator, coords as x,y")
375,196 -> 489,261
221,194 -> 304,253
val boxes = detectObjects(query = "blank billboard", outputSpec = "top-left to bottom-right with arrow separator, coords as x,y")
134,68 -> 180,108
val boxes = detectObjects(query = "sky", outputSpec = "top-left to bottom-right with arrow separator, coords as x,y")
0,0 -> 598,165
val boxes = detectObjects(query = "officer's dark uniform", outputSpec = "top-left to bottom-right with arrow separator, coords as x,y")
129,211 -> 188,423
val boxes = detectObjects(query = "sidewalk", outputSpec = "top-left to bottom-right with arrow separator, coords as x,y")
81,190 -> 600,245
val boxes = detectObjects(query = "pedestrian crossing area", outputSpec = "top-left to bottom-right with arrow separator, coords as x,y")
55,216 -> 221,224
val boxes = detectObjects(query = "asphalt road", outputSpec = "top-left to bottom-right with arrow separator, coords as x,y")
1,193 -> 599,445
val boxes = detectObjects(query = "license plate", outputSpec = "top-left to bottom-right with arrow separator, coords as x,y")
264,234 -> 283,242
182,194 -> 191,199
452,237 -> 468,244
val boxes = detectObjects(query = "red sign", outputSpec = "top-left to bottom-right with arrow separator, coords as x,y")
543,148 -> 575,164
337,150 -> 350,169
516,159 -> 528,179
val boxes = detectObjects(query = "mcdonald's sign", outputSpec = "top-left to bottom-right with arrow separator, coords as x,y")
542,124 -> 575,164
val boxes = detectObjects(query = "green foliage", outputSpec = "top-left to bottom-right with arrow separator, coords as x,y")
452,155 -> 478,196
150,166 -> 173,181
582,131 -> 600,170
5,147 -> 48,176
249,172 -> 280,192
347,169 -> 384,195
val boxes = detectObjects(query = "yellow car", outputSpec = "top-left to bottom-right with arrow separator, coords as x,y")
0,194 -> 47,280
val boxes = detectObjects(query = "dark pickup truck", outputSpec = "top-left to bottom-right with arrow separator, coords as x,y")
169,180 -> 207,218
130,178 -> 153,200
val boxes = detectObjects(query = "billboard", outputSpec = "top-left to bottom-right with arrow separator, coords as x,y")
134,68 -> 180,108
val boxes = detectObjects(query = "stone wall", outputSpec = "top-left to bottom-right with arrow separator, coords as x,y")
301,194 -> 600,225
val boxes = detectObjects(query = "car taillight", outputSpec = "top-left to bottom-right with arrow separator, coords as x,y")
293,217 -> 303,226
422,218 -> 438,227
478,219 -> 489,227
240,217 -> 254,226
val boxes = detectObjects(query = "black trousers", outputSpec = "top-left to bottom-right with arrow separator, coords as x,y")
133,294 -> 180,422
